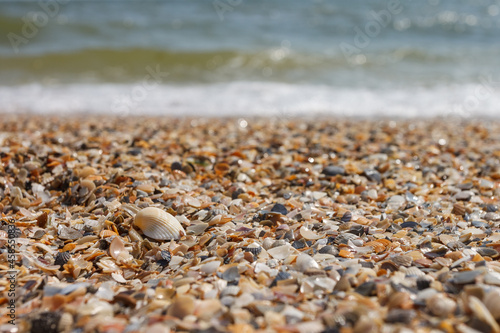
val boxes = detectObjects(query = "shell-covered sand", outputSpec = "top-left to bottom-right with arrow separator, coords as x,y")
1,116 -> 500,333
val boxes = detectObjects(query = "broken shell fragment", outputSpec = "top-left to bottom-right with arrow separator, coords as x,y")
133,207 -> 186,240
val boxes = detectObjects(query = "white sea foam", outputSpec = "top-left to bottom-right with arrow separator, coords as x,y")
1,81 -> 499,118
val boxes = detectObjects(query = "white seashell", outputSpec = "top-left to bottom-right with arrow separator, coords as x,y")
200,260 -> 221,274
426,293 -> 456,317
295,253 -> 319,272
112,272 -> 128,284
267,244 -> 294,260
109,237 -> 131,263
483,288 -> 500,319
300,226 -> 321,240
134,207 -> 185,240
469,296 -> 500,332
80,299 -> 114,317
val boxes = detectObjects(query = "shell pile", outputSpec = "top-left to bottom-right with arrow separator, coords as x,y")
1,116 -> 500,333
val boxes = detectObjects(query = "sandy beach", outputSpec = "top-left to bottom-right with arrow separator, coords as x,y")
1,116 -> 500,332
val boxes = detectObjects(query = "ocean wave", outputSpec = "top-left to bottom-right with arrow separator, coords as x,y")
1,81 -> 499,117
1,46 -> 497,85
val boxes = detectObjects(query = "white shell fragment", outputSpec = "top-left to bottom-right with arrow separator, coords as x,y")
295,253 -> 319,272
134,207 -> 186,240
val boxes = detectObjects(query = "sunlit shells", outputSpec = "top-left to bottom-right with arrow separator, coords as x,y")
133,207 -> 186,240
426,293 -> 456,317
299,226 -> 321,240
7,116 -> 500,331
267,244 -> 295,260
469,296 -> 500,332
295,253 -> 319,272
483,288 -> 500,319
109,237 -> 129,262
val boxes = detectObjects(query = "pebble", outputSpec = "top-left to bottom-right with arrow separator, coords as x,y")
322,165 -> 345,176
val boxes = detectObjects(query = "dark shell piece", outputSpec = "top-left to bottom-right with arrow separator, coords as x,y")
380,260 -> 399,272
319,245 -> 338,256
322,165 -> 345,177
30,311 -> 61,333
221,266 -> 240,284
360,260 -> 374,268
231,188 -> 245,200
157,250 -> 172,267
335,233 -> 358,245
36,212 -> 48,228
54,252 -> 71,266
416,277 -> 431,290
170,161 -> 182,171
242,247 -> 262,256
450,270 -> 482,284
348,225 -> 365,236
400,221 -> 419,229
355,281 -> 376,296
386,309 -> 416,324
33,230 -> 46,239
472,221 -> 490,228
476,247 -> 499,258
340,211 -> 352,222
292,239 -> 307,250
486,204 -> 498,212
423,247 -> 448,259
363,169 -> 382,183
283,230 -> 295,241
271,203 -> 288,215
270,271 -> 292,287
447,241 -> 465,250
275,271 -> 292,281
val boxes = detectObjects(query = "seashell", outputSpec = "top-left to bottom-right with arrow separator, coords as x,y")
167,295 -> 195,319
200,260 -> 221,274
58,226 -> 83,240
484,272 -> 500,286
111,272 -> 127,283
242,246 -> 262,256
54,251 -> 71,266
100,230 -> 118,238
80,179 -> 96,192
133,207 -> 185,240
267,244 -> 294,260
469,295 -> 500,332
58,312 -> 73,333
295,253 -> 319,272
426,293 -> 456,317
483,288 -> 500,319
109,237 -> 126,260
157,250 -> 172,267
79,299 -> 113,317
221,266 -> 240,283
300,226 -> 321,240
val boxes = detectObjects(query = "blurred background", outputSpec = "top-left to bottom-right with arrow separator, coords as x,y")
0,0 -> 499,117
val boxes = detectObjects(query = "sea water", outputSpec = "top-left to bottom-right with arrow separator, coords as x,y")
0,0 -> 499,117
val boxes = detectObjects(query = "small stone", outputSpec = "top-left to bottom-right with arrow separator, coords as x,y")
363,169 -> 382,183
450,270 -> 482,284
455,191 -> 473,201
221,266 -> 240,284
386,309 -> 416,324
271,203 -> 288,215
322,165 -> 345,176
